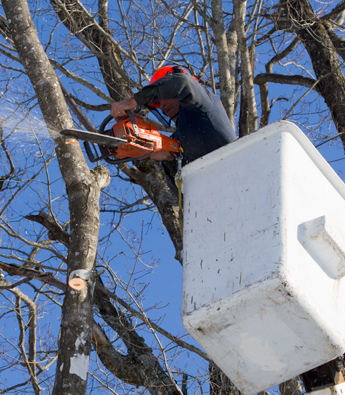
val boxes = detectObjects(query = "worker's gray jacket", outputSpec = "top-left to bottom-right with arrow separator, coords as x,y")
134,72 -> 237,193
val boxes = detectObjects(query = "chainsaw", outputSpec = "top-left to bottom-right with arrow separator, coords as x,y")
59,111 -> 180,165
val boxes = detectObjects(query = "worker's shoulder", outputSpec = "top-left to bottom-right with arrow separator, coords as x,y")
156,72 -> 196,87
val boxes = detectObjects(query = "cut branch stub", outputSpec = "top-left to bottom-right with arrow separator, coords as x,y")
68,269 -> 91,290
69,277 -> 86,290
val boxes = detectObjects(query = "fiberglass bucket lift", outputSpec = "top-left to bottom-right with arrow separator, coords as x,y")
181,121 -> 345,395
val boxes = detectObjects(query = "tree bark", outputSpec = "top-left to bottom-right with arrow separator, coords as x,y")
2,1 -> 110,393
227,18 -> 239,122
239,81 -> 250,136
210,0 -> 237,126
233,0 -> 258,133
209,362 -> 242,395
287,0 -> 345,150
327,28 -> 345,62
279,377 -> 303,395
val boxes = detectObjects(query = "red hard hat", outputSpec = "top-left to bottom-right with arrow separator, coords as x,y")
149,66 -> 198,107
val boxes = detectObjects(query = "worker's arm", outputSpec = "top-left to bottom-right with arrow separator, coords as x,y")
111,73 -> 207,118
110,82 -> 163,118
134,73 -> 213,111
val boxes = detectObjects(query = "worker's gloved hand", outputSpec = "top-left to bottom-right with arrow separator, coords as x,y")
111,98 -> 137,120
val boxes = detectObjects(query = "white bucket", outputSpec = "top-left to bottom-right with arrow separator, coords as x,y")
182,121 -> 345,394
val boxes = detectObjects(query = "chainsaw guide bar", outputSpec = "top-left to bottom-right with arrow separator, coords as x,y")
60,129 -> 127,149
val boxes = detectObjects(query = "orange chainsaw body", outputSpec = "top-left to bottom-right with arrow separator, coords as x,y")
59,112 -> 179,164
110,114 -> 180,159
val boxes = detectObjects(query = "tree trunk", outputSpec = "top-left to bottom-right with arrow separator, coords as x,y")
233,0 -> 258,133
2,1 -> 110,393
279,377 -> 303,395
210,0 -> 237,127
209,362 -> 242,395
287,0 -> 345,150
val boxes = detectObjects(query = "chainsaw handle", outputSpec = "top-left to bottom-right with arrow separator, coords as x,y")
99,114 -> 114,133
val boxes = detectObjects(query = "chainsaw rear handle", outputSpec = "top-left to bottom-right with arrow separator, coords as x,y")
97,114 -> 117,164
100,111 -> 139,136
99,114 -> 113,133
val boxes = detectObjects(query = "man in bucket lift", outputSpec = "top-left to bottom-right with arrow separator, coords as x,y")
112,67 -> 345,391
111,66 -> 237,194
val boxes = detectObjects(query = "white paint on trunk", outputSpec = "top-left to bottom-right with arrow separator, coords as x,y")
75,331 -> 86,349
70,354 -> 89,380
69,269 -> 91,283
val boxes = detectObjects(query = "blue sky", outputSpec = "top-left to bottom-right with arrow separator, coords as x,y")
1,0 -> 345,393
